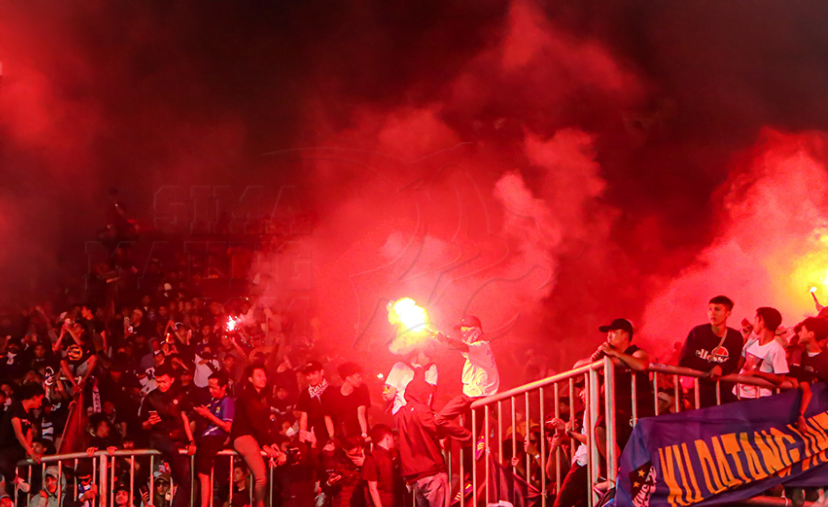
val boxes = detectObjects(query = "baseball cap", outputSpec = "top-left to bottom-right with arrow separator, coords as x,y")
302,360 -> 324,374
598,318 -> 634,338
454,315 -> 482,330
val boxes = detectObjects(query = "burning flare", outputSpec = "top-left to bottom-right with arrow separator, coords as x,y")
387,298 -> 433,355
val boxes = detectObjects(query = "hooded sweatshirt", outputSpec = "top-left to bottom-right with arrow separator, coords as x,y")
28,467 -> 65,507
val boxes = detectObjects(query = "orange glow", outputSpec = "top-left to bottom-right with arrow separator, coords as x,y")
789,228 -> 828,303
387,298 -> 432,354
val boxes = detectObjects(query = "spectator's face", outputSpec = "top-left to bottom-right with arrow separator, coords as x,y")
753,315 -> 765,334
97,421 -> 110,438
707,303 -> 731,327
45,476 -> 58,494
103,401 -> 115,415
115,491 -> 128,506
249,369 -> 267,390
156,482 -> 169,494
208,378 -> 226,399
232,468 -> 247,483
32,442 -> 45,456
30,395 -> 44,410
180,371 -> 193,385
799,325 -> 815,345
345,373 -> 363,387
224,356 -> 236,370
201,326 -> 211,337
156,374 -> 173,393
154,353 -> 165,366
34,344 -> 46,358
305,370 -> 323,386
131,310 -> 142,323
275,387 -> 288,400
607,329 -> 628,349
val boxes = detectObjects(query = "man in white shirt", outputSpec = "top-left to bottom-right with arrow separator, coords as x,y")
734,307 -> 789,399
382,349 -> 438,414
433,316 -> 500,439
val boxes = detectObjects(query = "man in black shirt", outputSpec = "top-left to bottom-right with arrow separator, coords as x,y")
678,295 -> 743,407
140,365 -> 196,507
328,362 -> 371,439
790,317 -> 828,432
0,382 -> 44,496
363,424 -> 401,507
296,361 -> 334,445
591,318 -> 652,453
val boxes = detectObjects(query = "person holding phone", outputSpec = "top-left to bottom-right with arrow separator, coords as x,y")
140,366 -> 196,507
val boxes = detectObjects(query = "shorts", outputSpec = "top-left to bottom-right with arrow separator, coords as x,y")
195,435 -> 228,475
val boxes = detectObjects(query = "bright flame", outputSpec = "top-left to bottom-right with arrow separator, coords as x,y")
226,316 -> 239,332
788,227 -> 828,307
390,298 -> 428,332
387,298 -> 432,355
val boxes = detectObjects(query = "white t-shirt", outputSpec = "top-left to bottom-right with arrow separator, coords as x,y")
385,362 -> 438,414
461,341 -> 500,398
734,337 -> 789,399
194,354 -> 220,388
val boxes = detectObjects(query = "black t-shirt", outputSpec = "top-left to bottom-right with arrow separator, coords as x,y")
679,324 -> 743,376
790,351 -> 828,384
613,345 -> 653,417
362,447 -> 399,507
295,387 -> 334,440
326,384 -> 371,438
140,387 -> 191,441
0,402 -> 35,451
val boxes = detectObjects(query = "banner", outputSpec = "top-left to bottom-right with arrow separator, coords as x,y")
617,383 -> 828,507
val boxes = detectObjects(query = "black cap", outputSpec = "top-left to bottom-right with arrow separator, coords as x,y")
302,360 -> 324,374
598,318 -> 634,338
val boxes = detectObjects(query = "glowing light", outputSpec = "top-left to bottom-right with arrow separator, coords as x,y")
376,373 -> 384,380
387,297 -> 433,355
812,287 -> 818,293
389,298 -> 428,332
226,316 -> 240,332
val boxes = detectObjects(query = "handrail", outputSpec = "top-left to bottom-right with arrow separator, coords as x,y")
471,360 -> 795,410
471,360 -> 603,408
18,447 -> 268,467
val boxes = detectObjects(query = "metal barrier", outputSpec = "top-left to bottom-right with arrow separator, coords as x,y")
14,448 -> 276,507
466,357 -> 796,507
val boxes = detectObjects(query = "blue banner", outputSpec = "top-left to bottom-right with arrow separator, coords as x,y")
617,383 -> 828,507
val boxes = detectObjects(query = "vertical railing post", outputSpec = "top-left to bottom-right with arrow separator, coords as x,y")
604,357 -> 617,486
472,408 -> 477,507
540,386 -> 547,506
653,372 -> 660,416
99,454 -> 108,507
586,369 -> 598,507
485,404 -> 490,506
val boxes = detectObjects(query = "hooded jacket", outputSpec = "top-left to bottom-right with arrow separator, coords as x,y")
28,466 -> 65,507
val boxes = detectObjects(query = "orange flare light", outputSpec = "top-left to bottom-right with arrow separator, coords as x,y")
812,287 -> 818,293
387,298 -> 432,354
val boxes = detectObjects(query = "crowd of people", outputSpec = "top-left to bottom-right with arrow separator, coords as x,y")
1,202 -> 826,507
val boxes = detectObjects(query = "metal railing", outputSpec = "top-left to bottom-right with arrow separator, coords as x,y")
465,357 -> 795,507
13,447 -> 277,507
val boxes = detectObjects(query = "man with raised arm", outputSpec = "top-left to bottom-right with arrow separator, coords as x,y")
432,316 -> 500,431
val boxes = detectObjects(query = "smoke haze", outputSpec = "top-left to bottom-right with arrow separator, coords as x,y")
4,0 -> 828,379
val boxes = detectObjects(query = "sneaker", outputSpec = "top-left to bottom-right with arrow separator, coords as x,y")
452,482 -> 473,505
474,436 -> 486,461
